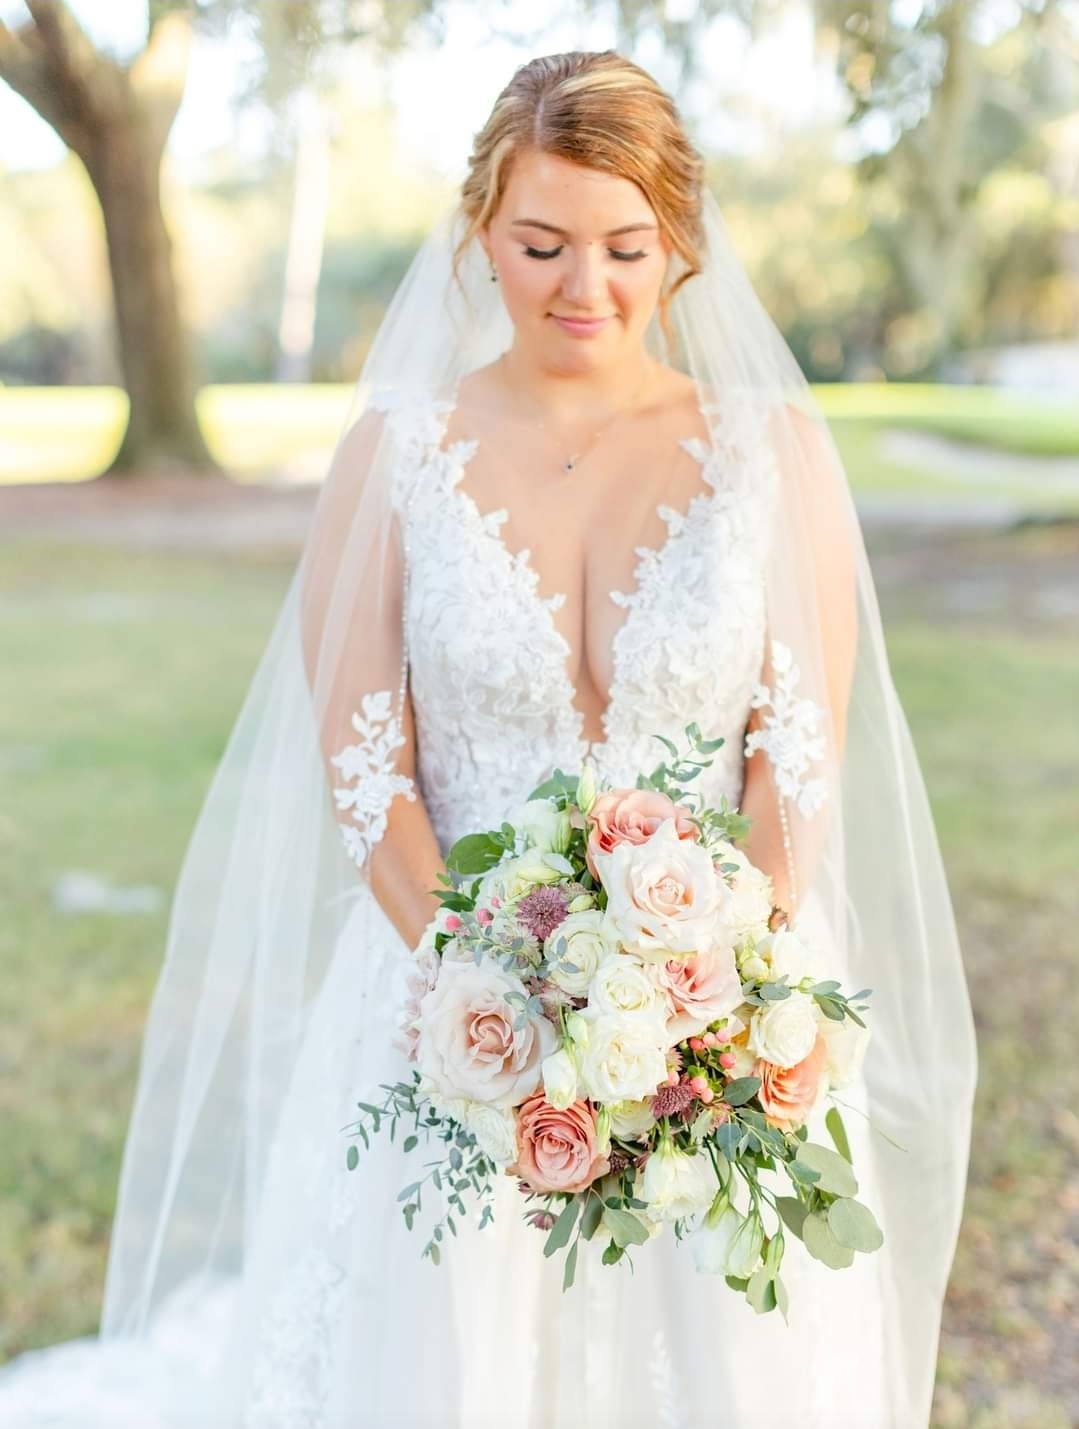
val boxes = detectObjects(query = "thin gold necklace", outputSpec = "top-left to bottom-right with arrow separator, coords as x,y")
497,354 -> 652,474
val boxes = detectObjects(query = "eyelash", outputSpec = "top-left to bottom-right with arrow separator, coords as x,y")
522,245 -> 647,263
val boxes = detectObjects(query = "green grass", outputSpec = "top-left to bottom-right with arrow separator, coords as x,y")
2,383 -> 1078,506
815,383 -> 1079,457
0,537 -> 1076,1426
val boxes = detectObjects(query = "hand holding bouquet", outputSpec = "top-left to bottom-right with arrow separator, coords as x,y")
346,726 -> 879,1314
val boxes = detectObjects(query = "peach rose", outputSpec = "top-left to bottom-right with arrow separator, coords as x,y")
658,944 -> 744,1041
754,1032 -> 829,1133
510,1090 -> 610,1194
586,788 -> 699,880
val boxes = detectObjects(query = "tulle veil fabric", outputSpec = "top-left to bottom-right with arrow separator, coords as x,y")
10,189 -> 975,1426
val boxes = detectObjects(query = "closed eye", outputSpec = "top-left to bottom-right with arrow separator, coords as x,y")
522,245 -> 648,262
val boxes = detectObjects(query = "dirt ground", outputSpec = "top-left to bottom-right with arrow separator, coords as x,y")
3,475 -> 1077,633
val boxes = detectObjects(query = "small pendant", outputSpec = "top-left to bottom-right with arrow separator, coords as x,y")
564,456 -> 576,472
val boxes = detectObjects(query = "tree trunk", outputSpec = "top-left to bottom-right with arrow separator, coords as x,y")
84,110 -> 212,471
0,4 -> 215,475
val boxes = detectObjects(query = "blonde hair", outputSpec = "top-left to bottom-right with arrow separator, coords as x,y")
456,51 -> 705,330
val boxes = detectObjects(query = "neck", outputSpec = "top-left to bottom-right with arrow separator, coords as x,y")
499,344 -> 655,424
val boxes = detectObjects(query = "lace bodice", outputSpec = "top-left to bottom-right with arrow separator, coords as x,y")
363,383 -> 783,856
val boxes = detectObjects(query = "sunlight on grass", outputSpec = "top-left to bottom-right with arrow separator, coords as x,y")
2,385 -> 1077,505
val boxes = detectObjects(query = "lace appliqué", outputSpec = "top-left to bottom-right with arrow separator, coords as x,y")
244,1250 -> 345,1429
331,690 -> 416,869
744,639 -> 828,818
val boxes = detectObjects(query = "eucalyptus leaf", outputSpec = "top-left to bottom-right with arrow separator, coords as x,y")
580,1196 -> 604,1242
747,1268 -> 777,1314
604,1207 -> 652,1248
562,1239 -> 579,1292
721,1076 -> 762,1107
803,1211 -> 855,1269
825,1106 -> 852,1164
346,1145 -> 359,1171
827,1197 -> 884,1253
774,1196 -> 808,1239
796,1142 -> 859,1197
543,1199 -> 580,1257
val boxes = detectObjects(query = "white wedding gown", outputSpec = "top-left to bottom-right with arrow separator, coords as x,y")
0,389 -> 929,1427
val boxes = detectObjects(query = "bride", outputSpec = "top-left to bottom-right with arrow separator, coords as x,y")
0,49 -> 977,1429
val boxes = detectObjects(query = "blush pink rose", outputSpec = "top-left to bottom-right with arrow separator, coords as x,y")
416,964 -> 558,1107
754,1032 -> 829,1133
659,945 -> 745,1041
586,788 -> 699,880
510,1090 -> 611,1194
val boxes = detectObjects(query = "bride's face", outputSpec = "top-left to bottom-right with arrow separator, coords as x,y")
482,149 -> 671,374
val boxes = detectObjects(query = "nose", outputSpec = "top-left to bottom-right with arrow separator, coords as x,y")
562,246 -> 605,309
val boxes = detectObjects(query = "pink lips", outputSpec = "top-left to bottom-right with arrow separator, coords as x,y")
551,314 -> 611,337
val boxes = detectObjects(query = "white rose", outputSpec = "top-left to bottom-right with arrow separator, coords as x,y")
640,1141 -> 717,1223
517,798 -> 572,855
588,955 -> 667,1023
818,1016 -> 871,1090
464,1102 -> 518,1167
545,911 -> 614,996
416,962 -> 558,1106
541,1047 -> 579,1110
713,840 -> 774,938
759,927 -> 827,985
595,818 -> 734,961
608,1098 -> 658,1140
576,1011 -> 668,1104
746,992 -> 820,1069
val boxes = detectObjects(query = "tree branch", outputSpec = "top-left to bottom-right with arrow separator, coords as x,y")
0,1 -> 122,161
129,9 -> 192,162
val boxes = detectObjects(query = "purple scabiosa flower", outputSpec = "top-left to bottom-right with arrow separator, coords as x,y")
517,884 -> 569,942
650,1080 -> 697,1120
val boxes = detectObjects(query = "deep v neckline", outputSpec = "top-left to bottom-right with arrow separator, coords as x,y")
434,377 -> 727,763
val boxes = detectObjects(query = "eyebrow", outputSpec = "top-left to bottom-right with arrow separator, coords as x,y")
510,219 -> 658,238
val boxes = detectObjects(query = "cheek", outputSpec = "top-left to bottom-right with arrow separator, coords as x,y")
498,254 -> 559,315
617,259 -> 667,314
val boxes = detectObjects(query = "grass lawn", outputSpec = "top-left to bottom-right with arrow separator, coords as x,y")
2,383 -> 1078,511
0,535 -> 1077,1425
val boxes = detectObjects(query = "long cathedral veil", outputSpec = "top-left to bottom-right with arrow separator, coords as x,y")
93,182 -> 977,1422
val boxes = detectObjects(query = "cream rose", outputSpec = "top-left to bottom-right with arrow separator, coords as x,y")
464,1102 -> 519,1166
746,991 -> 820,1069
545,910 -> 613,996
759,927 -> 827,985
416,963 -> 558,1107
576,1009 -> 668,1104
818,1015 -> 871,1090
596,818 -> 733,961
608,1097 -> 658,1140
712,840 -> 774,938
587,955 -> 667,1023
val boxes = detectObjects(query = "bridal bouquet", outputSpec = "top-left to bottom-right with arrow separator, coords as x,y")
345,726 -> 881,1314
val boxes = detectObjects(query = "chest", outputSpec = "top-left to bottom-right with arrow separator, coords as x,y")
397,425 -> 777,753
